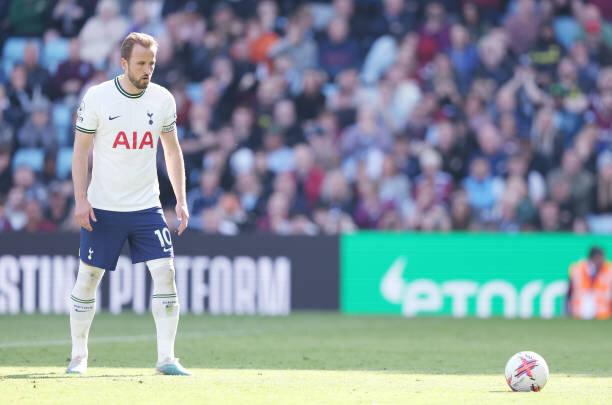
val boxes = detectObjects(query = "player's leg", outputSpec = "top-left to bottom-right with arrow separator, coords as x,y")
68,208 -> 127,374
147,257 -> 189,375
128,208 -> 190,375
67,261 -> 104,374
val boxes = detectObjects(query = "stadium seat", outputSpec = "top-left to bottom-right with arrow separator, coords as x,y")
42,38 -> 70,74
53,103 -> 74,146
12,148 -> 45,172
2,38 -> 40,77
186,82 -> 203,103
56,147 -> 73,180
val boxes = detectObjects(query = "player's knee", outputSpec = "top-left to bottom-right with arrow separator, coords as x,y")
73,261 -> 105,296
147,257 -> 176,292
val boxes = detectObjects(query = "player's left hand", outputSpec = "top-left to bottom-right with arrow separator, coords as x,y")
175,203 -> 189,236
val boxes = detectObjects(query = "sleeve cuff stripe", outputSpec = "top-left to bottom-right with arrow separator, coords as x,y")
161,121 -> 176,133
75,126 -> 96,134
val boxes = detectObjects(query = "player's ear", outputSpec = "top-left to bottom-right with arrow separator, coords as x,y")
120,57 -> 128,71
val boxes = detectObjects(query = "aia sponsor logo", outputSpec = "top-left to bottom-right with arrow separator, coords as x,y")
112,131 -> 154,149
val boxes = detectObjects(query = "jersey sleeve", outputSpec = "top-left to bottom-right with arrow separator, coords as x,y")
75,87 -> 98,134
161,91 -> 177,133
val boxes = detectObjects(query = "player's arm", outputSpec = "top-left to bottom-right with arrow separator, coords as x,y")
72,130 -> 97,231
160,129 -> 189,235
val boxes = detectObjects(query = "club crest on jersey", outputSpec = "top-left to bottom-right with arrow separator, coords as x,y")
147,111 -> 154,125
112,131 -> 154,149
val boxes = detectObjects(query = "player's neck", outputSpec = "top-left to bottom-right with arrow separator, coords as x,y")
118,74 -> 144,96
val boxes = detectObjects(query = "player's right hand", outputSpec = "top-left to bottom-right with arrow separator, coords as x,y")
74,198 -> 97,231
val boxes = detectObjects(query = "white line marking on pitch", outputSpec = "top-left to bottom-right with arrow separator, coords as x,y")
0,330 -> 260,349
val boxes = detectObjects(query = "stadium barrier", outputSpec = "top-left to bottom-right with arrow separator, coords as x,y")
341,233 -> 612,318
0,233 -> 339,315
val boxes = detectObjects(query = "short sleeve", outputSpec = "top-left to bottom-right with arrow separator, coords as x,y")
161,91 -> 177,133
75,88 -> 98,134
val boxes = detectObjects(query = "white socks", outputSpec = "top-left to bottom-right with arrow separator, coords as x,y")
69,261 -> 105,360
147,258 -> 180,364
69,258 -> 180,366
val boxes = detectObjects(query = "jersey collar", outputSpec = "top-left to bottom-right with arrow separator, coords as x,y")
114,76 -> 146,99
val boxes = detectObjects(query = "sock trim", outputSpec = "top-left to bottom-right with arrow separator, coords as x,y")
71,295 -> 95,304
152,294 -> 177,299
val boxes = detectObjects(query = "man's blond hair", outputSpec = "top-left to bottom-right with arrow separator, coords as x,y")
120,32 -> 158,61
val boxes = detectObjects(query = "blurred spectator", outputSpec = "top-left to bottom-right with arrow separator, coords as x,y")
22,41 -> 51,98
8,0 -> 52,36
269,17 -> 318,76
450,189 -> 472,230
23,198 -> 56,232
406,180 -> 451,231
476,31 -> 513,86
127,0 -> 165,38
537,199 -> 561,231
0,146 -> 13,197
320,169 -> 353,215
200,206 -> 239,235
414,148 -> 453,205
78,0 -> 129,66
45,182 -> 70,226
17,98 -> 57,151
0,106 -> 15,149
341,104 -> 392,179
433,120 -> 468,182
595,151 -> 612,214
475,123 -> 508,176
293,144 -> 324,208
504,0 -> 541,55
463,157 -> 501,221
246,16 -> 279,67
294,69 -> 326,122
449,24 -> 479,93
318,17 -> 359,78
567,246 -> 612,320
417,2 -> 451,64
273,99 -> 305,146
257,191 -> 292,234
53,38 -> 95,101
51,0 -> 92,38
187,171 -> 223,225
263,128 -> 295,174
548,176 -> 575,230
6,64 -> 34,129
506,153 -> 546,204
529,23 -> 562,81
547,149 -> 594,217
577,3 -> 612,65
0,197 -> 12,231
369,0 -> 415,41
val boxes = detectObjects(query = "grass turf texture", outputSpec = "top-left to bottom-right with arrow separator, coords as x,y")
0,313 -> 611,404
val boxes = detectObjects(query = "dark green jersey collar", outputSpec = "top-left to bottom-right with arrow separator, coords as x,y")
114,76 -> 146,99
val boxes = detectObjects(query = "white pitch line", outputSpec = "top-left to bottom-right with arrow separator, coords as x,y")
0,329 -> 260,349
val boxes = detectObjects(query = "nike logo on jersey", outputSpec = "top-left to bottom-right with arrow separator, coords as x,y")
109,115 -> 120,120
163,247 -> 173,253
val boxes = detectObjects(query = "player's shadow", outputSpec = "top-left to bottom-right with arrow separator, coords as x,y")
2,373 -> 147,380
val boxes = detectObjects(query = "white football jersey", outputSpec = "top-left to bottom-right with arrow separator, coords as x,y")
76,76 -> 177,212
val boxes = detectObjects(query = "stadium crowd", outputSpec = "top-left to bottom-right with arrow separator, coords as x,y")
0,0 -> 612,234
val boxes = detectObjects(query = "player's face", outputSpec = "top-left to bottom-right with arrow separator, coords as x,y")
123,44 -> 156,90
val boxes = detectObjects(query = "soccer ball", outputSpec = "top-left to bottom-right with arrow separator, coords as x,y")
504,351 -> 549,392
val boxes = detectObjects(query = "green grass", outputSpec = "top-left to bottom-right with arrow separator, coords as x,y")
1,313 -> 611,404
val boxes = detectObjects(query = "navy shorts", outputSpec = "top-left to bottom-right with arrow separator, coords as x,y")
79,207 -> 174,271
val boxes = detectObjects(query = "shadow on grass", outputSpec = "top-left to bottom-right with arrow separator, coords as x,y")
1,372 -> 149,380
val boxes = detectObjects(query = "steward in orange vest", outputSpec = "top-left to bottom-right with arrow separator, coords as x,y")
567,247 -> 612,320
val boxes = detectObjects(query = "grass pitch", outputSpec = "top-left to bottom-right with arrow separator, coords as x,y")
0,313 -> 611,404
